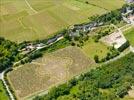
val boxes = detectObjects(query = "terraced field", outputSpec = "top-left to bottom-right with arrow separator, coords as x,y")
0,0 -> 125,42
7,46 -> 95,99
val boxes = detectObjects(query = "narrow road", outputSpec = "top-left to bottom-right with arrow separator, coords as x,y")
0,68 -> 15,100
13,36 -> 64,67
0,36 -> 64,100
120,24 -> 133,32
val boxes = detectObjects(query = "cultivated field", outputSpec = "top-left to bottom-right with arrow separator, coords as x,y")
77,0 -> 125,10
0,80 -> 9,100
7,46 -> 94,99
0,0 -> 125,42
124,28 -> 134,46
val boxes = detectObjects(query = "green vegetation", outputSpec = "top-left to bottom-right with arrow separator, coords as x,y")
93,25 -> 115,42
42,38 -> 71,53
124,28 -> 134,46
34,52 -> 134,100
0,2 -> 132,100
94,46 -> 120,63
0,80 -> 9,100
19,38 -> 71,65
0,0 -> 125,42
0,37 -> 23,71
81,38 -> 109,59
90,9 -> 122,25
8,46 -> 94,99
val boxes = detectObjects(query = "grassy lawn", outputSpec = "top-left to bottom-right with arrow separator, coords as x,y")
81,38 -> 109,59
0,80 -> 9,100
124,28 -> 134,46
0,0 -> 125,42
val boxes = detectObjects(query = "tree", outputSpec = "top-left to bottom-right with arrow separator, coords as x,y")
85,1 -> 89,4
94,55 -> 99,63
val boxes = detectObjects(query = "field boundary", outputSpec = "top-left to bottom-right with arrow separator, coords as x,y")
25,0 -> 37,14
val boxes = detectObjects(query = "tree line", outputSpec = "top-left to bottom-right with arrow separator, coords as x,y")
33,52 -> 134,100
0,37 -> 20,71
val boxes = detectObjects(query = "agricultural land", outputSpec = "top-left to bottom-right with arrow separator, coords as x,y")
7,46 -> 95,99
0,0 -> 125,42
0,1 -> 133,100
34,52 -> 134,100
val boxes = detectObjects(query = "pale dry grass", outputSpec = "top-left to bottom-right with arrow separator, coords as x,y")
7,46 -> 94,99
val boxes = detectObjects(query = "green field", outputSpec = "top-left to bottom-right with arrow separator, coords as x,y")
81,38 -> 109,59
0,0 -> 125,42
0,80 -> 9,100
77,0 -> 125,10
7,46 -> 95,99
124,28 -> 134,46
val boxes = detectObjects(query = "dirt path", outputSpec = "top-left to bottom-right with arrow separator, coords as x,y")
25,0 -> 37,14
120,24 -> 134,32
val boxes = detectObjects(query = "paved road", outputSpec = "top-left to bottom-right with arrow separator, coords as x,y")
0,36 -> 64,100
0,72 -> 4,80
0,68 -> 15,100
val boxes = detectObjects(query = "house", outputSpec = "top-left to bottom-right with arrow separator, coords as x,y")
56,33 -> 63,38
36,43 -> 44,47
122,5 -> 134,25
69,21 -> 103,37
46,37 -> 57,45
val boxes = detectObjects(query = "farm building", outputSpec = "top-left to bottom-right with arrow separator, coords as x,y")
101,30 -> 128,50
69,22 -> 103,37
128,15 -> 134,25
122,5 -> 134,25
